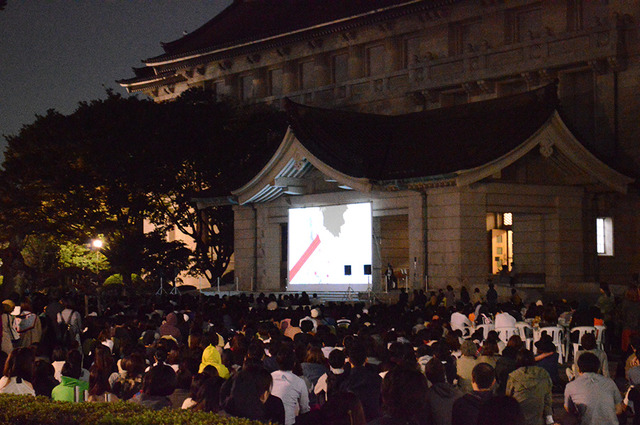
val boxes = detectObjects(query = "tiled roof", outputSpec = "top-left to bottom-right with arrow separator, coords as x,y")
284,84 -> 559,182
146,0 -> 453,64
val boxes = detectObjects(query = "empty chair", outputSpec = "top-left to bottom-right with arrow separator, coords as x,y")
570,326 -> 597,361
515,322 -> 534,350
534,326 -> 565,363
495,327 -> 519,345
474,323 -> 495,340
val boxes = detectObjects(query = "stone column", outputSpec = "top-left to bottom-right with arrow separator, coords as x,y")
233,204 -> 257,291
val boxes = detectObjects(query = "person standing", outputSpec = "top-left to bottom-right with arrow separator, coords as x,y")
1,300 -> 17,356
486,282 -> 498,311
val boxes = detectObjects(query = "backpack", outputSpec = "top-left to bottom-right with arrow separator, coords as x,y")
13,312 -> 36,335
58,311 -> 77,347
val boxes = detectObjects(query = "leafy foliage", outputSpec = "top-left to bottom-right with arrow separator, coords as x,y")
0,394 -> 263,425
58,241 -> 109,275
0,89 -> 287,294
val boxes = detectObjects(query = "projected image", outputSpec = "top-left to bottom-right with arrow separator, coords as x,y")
288,203 -> 372,285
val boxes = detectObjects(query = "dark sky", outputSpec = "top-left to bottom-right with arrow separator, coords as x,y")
0,0 -> 232,158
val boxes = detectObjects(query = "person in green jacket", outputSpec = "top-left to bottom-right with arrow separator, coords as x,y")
506,349 -> 556,425
51,350 -> 88,402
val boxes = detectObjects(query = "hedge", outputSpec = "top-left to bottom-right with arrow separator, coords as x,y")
0,394 -> 265,425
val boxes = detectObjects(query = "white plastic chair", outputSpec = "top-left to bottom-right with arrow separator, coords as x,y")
495,326 -> 519,345
595,325 -> 606,351
515,322 -> 534,350
570,326 -> 596,361
474,323 -> 495,340
534,326 -> 566,363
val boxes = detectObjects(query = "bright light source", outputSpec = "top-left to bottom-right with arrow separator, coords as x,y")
503,212 -> 513,226
92,239 -> 103,249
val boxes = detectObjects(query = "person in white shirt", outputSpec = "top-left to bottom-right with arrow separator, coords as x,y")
451,302 -> 473,336
495,310 -> 517,329
270,347 -> 309,425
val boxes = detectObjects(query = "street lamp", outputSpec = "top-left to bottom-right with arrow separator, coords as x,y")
91,239 -> 103,262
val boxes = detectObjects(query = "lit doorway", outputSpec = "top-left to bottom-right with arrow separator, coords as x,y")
488,213 -> 513,275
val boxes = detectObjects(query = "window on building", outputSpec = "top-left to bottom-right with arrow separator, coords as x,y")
268,68 -> 283,96
366,44 -> 386,77
404,36 -> 426,68
332,53 -> 349,84
505,3 -> 542,43
240,75 -> 253,100
596,217 -> 614,256
204,80 -> 224,100
567,0 -> 609,31
449,19 -> 482,56
488,212 -> 514,274
299,60 -> 315,90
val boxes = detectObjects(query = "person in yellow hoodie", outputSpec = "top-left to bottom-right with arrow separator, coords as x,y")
199,344 -> 230,379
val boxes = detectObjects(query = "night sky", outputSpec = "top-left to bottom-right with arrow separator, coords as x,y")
0,0 -> 232,158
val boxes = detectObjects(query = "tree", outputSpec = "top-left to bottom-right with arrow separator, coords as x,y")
0,94 -> 179,293
0,89 -> 287,294
145,89 -> 287,284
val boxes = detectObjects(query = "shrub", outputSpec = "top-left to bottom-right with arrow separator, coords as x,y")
103,274 -> 124,286
104,274 -> 144,287
0,394 -> 264,425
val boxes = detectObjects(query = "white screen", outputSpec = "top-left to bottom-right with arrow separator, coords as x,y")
288,203 -> 372,288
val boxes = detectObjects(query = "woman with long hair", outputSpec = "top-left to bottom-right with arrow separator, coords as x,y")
111,352 -> 146,400
224,364 -> 285,424
0,347 -> 35,395
88,345 -> 118,402
182,372 -> 224,413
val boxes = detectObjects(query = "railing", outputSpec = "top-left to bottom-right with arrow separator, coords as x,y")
255,23 -> 622,110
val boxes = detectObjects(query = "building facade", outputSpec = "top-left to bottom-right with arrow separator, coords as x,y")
120,0 -> 639,294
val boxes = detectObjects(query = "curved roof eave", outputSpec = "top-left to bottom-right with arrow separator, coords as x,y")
143,0 -> 426,67
455,111 -> 633,193
232,127 -> 372,205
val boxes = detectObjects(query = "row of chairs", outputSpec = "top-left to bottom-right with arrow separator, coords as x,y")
461,322 -> 605,364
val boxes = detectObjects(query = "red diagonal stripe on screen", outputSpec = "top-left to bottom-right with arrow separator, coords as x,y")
289,235 -> 321,282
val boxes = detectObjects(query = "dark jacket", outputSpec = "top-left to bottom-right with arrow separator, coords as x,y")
426,382 -> 463,425
451,391 -> 494,425
495,348 -> 518,394
340,365 -> 382,421
133,393 -> 172,410
536,353 -> 560,385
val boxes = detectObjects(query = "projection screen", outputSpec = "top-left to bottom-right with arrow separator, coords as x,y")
287,202 -> 372,292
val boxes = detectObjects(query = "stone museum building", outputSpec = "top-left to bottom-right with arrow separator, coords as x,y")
120,0 -> 639,295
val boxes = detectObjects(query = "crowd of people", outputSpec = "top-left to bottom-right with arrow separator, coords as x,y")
0,280 -> 638,425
